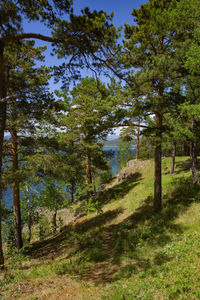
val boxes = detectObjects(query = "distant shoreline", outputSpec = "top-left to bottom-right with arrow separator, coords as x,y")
103,146 -> 136,149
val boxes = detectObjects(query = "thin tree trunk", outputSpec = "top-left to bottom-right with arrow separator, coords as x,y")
0,189 -> 4,269
170,142 -> 176,175
11,129 -> 23,249
0,41 -> 6,267
85,147 -> 92,185
136,118 -> 140,160
154,113 -> 162,212
85,147 -> 92,200
26,184 -> 32,243
191,142 -> 199,184
182,141 -> 185,156
70,182 -> 75,203
190,120 -> 199,184
190,141 -> 192,161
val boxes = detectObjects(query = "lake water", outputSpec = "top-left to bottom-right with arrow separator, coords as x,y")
2,146 -> 136,209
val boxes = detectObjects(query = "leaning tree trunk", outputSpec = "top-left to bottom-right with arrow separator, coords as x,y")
190,120 -> 199,185
154,113 -> 163,212
0,41 -> 6,267
11,129 -> 23,249
136,118 -> 140,160
170,142 -> 176,175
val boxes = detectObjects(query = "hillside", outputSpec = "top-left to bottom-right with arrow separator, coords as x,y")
103,137 -> 122,147
1,157 -> 200,299
103,138 -> 135,147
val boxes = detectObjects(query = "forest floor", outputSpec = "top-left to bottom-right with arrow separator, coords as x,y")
1,157 -> 200,299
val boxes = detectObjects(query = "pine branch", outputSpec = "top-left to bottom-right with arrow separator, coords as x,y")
3,33 -> 63,44
0,94 -> 18,103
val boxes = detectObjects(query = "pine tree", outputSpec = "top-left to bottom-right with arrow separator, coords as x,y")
0,1 -> 118,265
170,0 -> 200,183
120,0 -> 183,211
60,77 -> 115,197
3,41 -> 53,250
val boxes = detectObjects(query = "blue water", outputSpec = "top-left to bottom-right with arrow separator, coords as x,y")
103,146 -> 120,175
103,146 -> 136,175
3,146 -> 135,209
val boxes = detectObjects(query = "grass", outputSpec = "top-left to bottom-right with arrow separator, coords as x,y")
1,156 -> 200,299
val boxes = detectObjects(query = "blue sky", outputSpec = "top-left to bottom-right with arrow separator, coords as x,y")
23,0 -> 148,68
73,0 -> 148,27
21,1 -> 148,137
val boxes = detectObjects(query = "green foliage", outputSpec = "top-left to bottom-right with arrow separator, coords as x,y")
86,196 -> 103,214
116,141 -> 133,169
139,136 -> 154,160
2,214 -> 15,251
5,247 -> 29,270
38,215 -> 51,240
99,169 -> 113,185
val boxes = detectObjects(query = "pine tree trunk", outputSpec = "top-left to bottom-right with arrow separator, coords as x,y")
28,208 -> 32,243
190,120 -> 199,185
11,129 -> 23,249
0,41 -> 6,267
182,141 -> 185,156
170,142 -> 176,175
85,147 -> 92,184
154,113 -> 162,212
190,141 -> 192,161
26,184 -> 32,243
85,147 -> 92,200
0,189 -> 4,269
136,118 -> 140,160
191,142 -> 199,184
70,182 -> 74,203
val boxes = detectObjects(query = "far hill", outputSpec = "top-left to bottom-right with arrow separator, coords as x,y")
104,137 -> 135,147
1,157 -> 200,299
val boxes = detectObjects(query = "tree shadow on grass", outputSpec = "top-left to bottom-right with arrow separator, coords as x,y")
27,172 -> 142,259
26,174 -> 200,286
27,207 -> 124,259
97,172 -> 142,206
174,158 -> 191,174
72,176 -> 200,284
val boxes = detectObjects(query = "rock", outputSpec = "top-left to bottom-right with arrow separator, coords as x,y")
118,169 -> 127,182
126,159 -> 136,168
97,184 -> 106,193
73,212 -> 86,222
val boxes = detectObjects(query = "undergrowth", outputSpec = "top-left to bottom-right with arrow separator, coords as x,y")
1,157 -> 200,299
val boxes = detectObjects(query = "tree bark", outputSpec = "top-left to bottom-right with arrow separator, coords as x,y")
190,120 -> 199,185
70,182 -> 75,203
0,41 -> 6,267
85,147 -> 92,185
26,184 -> 32,243
11,129 -> 23,249
85,147 -> 93,200
136,118 -> 140,160
154,113 -> 162,212
182,141 -> 185,156
191,142 -> 199,184
170,142 -> 176,175
0,189 -> 4,269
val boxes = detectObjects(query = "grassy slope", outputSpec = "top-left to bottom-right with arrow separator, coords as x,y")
1,157 -> 200,299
